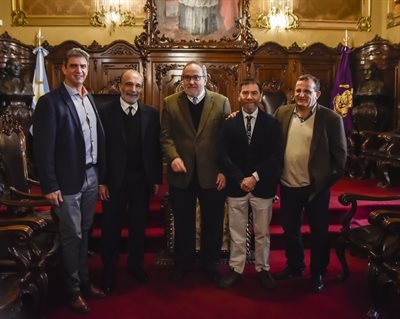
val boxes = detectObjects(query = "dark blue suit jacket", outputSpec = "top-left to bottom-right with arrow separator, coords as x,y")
99,97 -> 162,193
33,84 -> 105,195
219,109 -> 284,199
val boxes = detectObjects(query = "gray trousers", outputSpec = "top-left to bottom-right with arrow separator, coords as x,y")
53,167 -> 98,295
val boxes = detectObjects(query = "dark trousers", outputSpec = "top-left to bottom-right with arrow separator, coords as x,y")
101,172 -> 150,287
170,183 -> 225,272
280,184 -> 330,276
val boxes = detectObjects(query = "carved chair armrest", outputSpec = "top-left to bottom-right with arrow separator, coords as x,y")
26,178 -> 40,186
338,193 -> 400,231
0,225 -> 34,273
360,131 -> 386,153
369,209 -> 400,225
0,216 -> 48,232
9,187 -> 47,201
0,197 -> 50,208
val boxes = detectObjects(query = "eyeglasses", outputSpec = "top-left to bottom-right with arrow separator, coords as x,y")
182,75 -> 205,82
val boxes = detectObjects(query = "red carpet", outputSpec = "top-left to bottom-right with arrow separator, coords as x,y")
45,250 -> 370,319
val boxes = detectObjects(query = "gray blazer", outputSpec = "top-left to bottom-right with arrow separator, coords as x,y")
161,89 -> 231,189
274,103 -> 347,200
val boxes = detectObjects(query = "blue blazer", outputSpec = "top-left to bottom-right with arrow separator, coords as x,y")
99,97 -> 162,193
218,109 -> 284,199
33,84 -> 105,195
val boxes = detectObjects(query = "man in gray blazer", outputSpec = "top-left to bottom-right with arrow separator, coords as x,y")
161,61 -> 231,282
274,74 -> 347,292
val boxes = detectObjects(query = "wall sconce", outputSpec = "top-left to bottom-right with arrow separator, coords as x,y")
90,0 -> 136,34
256,0 -> 299,31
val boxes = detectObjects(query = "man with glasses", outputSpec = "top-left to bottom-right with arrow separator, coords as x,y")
161,61 -> 231,282
273,74 -> 347,292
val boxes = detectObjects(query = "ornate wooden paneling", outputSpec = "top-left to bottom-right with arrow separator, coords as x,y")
143,50 -> 246,111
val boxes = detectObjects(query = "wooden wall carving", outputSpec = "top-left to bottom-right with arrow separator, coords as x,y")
0,31 -> 399,128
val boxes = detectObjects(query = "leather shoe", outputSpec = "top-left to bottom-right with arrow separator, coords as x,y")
273,267 -> 304,280
205,269 -> 221,284
128,268 -> 149,283
218,269 -> 242,289
311,275 -> 325,293
258,270 -> 276,290
81,284 -> 107,299
68,294 -> 90,314
172,268 -> 188,281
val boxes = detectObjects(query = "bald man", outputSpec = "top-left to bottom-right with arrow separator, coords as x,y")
98,70 -> 162,292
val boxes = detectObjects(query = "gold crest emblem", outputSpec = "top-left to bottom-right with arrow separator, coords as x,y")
333,88 -> 353,117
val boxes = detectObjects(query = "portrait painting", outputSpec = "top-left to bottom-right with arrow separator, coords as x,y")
249,0 -> 370,30
11,0 -> 147,26
387,0 -> 400,28
155,0 -> 240,42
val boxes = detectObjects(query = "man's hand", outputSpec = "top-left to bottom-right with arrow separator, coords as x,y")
216,173 -> 226,191
171,157 -> 187,173
153,184 -> 160,196
99,184 -> 110,201
227,110 -> 239,119
240,176 -> 256,192
45,190 -> 63,207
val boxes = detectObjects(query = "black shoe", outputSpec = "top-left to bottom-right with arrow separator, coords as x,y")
258,270 -> 276,290
205,269 -> 221,284
128,268 -> 149,283
218,269 -> 242,289
102,286 -> 112,295
311,275 -> 324,293
273,267 -> 304,280
172,267 -> 189,281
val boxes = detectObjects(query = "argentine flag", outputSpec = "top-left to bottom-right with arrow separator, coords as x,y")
32,46 -> 49,111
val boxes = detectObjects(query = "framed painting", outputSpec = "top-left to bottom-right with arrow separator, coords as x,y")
250,0 -> 371,31
387,0 -> 400,28
136,0 -> 257,51
11,0 -> 147,26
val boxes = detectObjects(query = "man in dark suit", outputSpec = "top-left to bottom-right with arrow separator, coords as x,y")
160,61 -> 231,282
218,78 -> 283,289
273,74 -> 347,292
33,48 -> 106,314
98,69 -> 162,292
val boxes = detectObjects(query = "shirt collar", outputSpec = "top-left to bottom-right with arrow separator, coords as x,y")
242,107 -> 259,119
120,98 -> 138,114
63,82 -> 88,98
187,89 -> 206,104
293,103 -> 317,122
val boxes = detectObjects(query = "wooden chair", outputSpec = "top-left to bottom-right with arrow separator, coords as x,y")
365,213 -> 400,319
335,193 -> 400,281
0,224 -> 42,319
0,110 -> 60,316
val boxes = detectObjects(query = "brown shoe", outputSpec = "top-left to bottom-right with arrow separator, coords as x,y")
82,284 -> 107,299
69,294 -> 90,314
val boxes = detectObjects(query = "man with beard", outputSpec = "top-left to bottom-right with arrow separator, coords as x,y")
218,78 -> 283,289
161,61 -> 230,282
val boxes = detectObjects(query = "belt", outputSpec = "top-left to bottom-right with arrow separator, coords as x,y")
85,163 -> 97,169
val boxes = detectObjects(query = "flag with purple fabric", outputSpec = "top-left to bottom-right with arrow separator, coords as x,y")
331,45 -> 353,135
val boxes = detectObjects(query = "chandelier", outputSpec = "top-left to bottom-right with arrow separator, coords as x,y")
90,0 -> 136,34
256,0 -> 299,31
